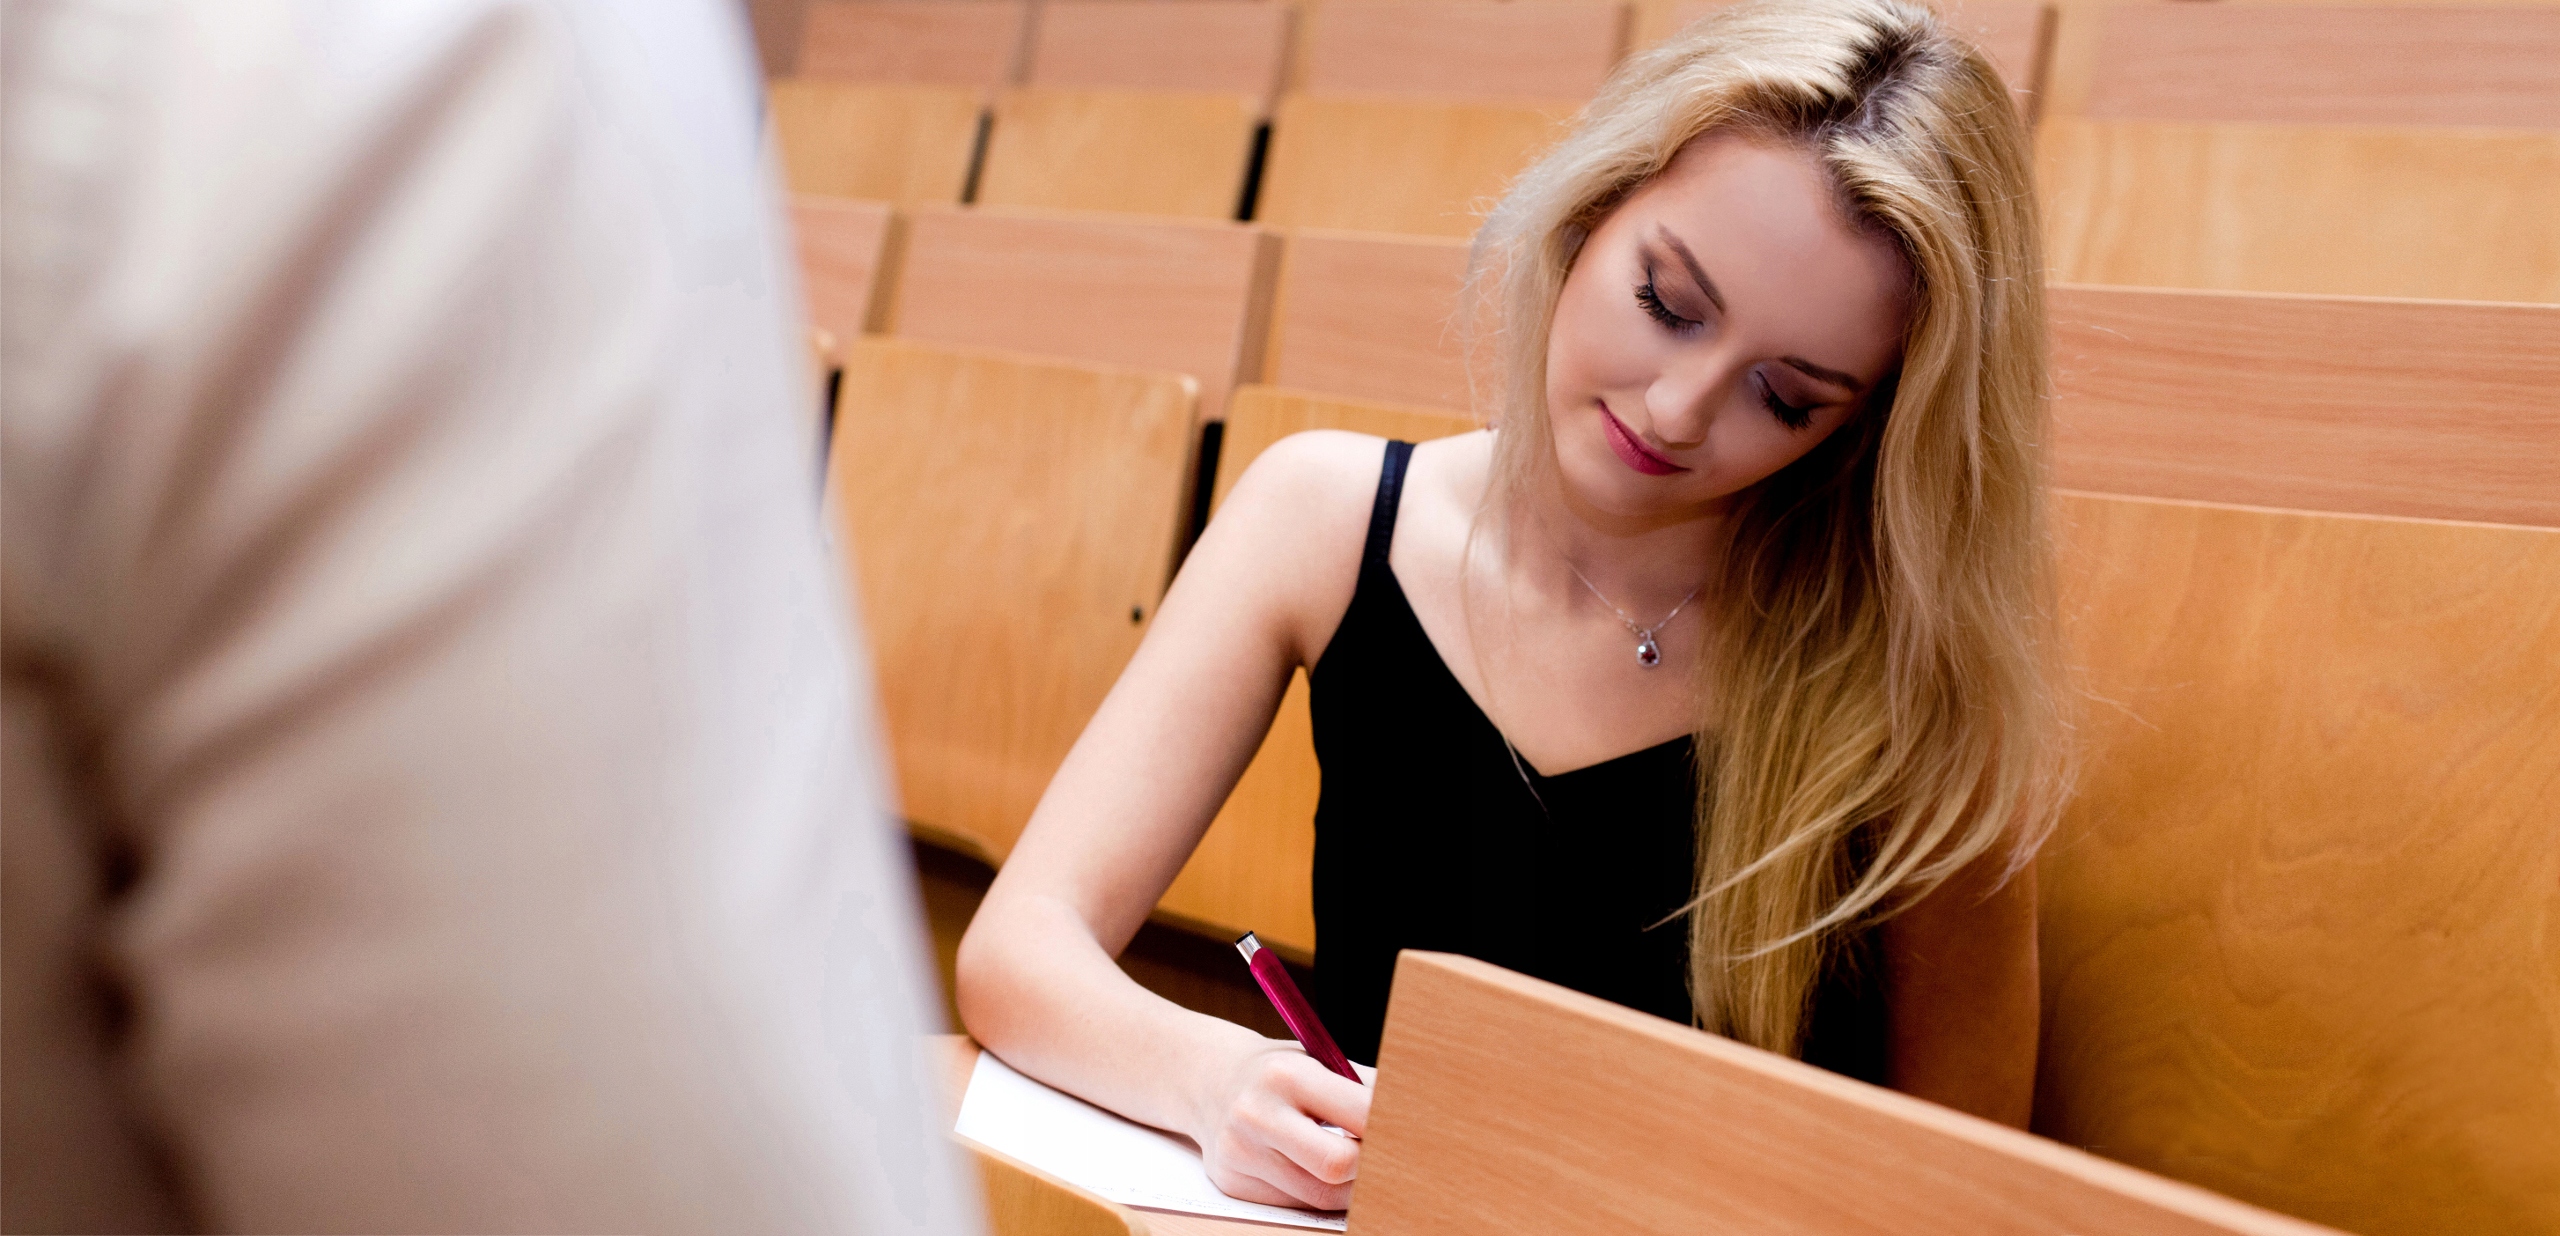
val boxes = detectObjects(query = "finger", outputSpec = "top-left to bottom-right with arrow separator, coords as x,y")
1250,1095 -> 1363,1188
1232,1143 -> 1356,1212
1207,1159 -> 1341,1211
1278,1056 -> 1375,1141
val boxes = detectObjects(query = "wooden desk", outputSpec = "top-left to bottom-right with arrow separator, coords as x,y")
936,1036 -> 1321,1236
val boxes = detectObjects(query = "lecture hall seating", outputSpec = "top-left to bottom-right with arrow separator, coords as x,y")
1027,0 -> 1293,116
827,340 -> 1200,866
975,88 -> 1264,220
1255,95 -> 1575,238
768,80 -> 984,203
2037,492 -> 2560,1236
884,205 -> 1281,424
1260,230 -> 1476,414
796,0 -> 1030,97
1294,1 -> 1631,103
1152,387 -> 1479,957
791,196 -> 896,350
2082,5 -> 2560,130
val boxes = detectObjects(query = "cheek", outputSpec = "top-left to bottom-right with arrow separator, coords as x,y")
1545,272 -> 1649,403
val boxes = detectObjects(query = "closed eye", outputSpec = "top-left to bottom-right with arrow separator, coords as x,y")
1754,370 -> 1815,431
1635,279 -> 1701,334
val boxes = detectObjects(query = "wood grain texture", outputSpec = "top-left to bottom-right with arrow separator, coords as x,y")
768,80 -> 984,203
2038,493 -> 2560,1236
1355,952 -> 2343,1235
2036,118 -> 2560,302
1256,94 -> 1575,238
1298,1 -> 1629,102
977,88 -> 1262,221
2087,5 -> 2560,128
1630,0 -> 2051,114
1027,1 -> 1294,115
2049,284 -> 2560,527
1151,387 -> 1477,958
1265,230 -> 1476,413
828,341 -> 1199,862
888,205 -> 1280,421
798,0 -> 1029,93
790,195 -> 897,347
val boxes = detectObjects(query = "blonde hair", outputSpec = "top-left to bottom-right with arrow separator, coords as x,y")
1469,0 -> 2068,1055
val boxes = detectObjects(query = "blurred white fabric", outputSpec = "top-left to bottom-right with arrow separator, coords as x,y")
0,1 -> 978,1232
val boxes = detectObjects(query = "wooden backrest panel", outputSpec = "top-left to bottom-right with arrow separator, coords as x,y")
791,195 -> 897,347
2039,494 -> 2560,1236
829,341 -> 1197,862
1028,1 -> 1293,115
1155,388 -> 1480,957
1298,1 -> 1628,103
2088,6 -> 2560,129
1265,231 -> 1475,414
1355,952 -> 2341,1235
798,0 -> 1028,93
967,1143 -> 1151,1236
768,80 -> 984,204
1256,95 -> 1573,238
2037,118 -> 2560,302
888,206 -> 1279,421
2050,285 -> 2560,527
1632,0 -> 2051,114
977,88 -> 1262,222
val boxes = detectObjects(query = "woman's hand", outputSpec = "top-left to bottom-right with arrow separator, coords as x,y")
1191,1041 -> 1373,1211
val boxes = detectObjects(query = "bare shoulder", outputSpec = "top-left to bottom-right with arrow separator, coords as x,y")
1184,431 -> 1399,666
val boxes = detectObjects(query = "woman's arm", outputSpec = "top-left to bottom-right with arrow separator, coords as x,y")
1878,852 -> 2042,1128
956,432 -> 1388,1211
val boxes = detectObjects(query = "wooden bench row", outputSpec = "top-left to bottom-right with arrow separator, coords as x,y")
829,333 -> 2558,1236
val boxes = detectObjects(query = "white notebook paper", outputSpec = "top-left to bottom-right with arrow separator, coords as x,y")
954,1052 -> 1351,1232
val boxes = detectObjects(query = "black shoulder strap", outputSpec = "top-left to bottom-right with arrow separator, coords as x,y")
1361,440 -> 1415,578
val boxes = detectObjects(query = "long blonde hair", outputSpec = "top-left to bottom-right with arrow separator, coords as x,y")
1470,0 -> 2068,1055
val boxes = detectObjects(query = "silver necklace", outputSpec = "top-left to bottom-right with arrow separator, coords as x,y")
1565,561 -> 1701,669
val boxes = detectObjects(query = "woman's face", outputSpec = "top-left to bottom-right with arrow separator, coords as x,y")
1544,131 -> 1911,523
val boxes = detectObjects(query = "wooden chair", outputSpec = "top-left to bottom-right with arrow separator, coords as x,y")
827,340 -> 1198,864
1357,951 -> 2341,1234
976,88 -> 1263,221
791,196 -> 897,349
885,205 -> 1280,423
1026,0 -> 1294,117
1631,0 -> 2052,116
1264,230 -> 1475,414
768,80 -> 984,204
2037,119 -> 2560,302
1151,387 -> 1476,958
1295,1 -> 1629,103
1255,95 -> 1574,239
2038,493 -> 2560,1236
797,0 -> 1029,96
2050,285 -> 2560,528
2085,5 -> 2560,129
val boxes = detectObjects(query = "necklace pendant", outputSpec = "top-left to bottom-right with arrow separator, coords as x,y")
1635,630 -> 1662,668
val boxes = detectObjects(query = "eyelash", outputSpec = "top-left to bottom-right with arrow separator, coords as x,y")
1634,279 -> 1699,334
1755,371 -> 1815,431
1633,278 -> 1818,431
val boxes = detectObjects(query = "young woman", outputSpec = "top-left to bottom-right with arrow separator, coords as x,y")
957,0 -> 2069,1211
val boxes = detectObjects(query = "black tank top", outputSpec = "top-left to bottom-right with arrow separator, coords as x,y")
1306,440 -> 1887,1079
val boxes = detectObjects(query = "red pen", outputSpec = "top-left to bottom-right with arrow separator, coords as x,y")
1236,931 -> 1363,1085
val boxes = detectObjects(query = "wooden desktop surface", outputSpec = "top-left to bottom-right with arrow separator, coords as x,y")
936,1035 -> 1330,1235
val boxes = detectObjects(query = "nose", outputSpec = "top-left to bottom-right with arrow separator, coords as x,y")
1642,346 -> 1741,449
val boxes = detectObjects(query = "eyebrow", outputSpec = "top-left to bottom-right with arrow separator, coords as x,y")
1654,226 -> 1868,395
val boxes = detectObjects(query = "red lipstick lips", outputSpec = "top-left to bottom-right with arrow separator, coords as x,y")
1599,405 -> 1687,476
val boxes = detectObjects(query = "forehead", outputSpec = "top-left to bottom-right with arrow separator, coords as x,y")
1607,131 -> 1911,376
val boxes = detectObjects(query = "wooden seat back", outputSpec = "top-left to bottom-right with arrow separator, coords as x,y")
1027,0 -> 1294,116
2039,493 -> 2560,1236
2037,118 -> 2560,302
790,196 -> 898,349
977,88 -> 1263,221
768,80 -> 984,204
1296,1 -> 1629,103
1151,387 -> 1475,955
885,206 -> 1280,422
1265,231 -> 1475,414
2050,285 -> 2560,527
1632,0 -> 2053,116
1256,95 -> 1573,238
2086,6 -> 2560,129
1356,951 -> 2341,1234
797,0 -> 1029,96
827,341 -> 1198,863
